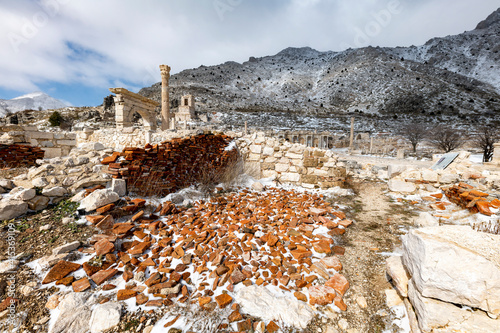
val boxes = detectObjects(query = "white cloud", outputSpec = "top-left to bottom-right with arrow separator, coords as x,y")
0,0 -> 498,97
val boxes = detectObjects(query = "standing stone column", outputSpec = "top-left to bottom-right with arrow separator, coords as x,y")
159,65 -> 171,131
349,117 -> 354,152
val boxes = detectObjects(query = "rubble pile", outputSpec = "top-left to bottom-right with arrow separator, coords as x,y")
41,188 -> 351,331
0,144 -> 44,168
102,133 -> 239,197
443,182 -> 500,216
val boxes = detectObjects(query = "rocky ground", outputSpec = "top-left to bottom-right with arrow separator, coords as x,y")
0,130 -> 499,333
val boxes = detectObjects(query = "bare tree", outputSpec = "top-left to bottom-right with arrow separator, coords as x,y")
428,125 -> 464,153
473,126 -> 499,162
400,123 -> 428,152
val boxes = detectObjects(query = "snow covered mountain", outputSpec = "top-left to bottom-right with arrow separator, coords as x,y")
140,8 -> 500,119
0,92 -> 70,118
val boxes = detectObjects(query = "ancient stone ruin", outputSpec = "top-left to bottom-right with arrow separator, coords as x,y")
109,88 -> 158,130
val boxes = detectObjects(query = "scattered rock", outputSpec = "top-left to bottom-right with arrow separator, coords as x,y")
89,302 -> 122,333
0,200 -> 28,220
52,241 -> 81,255
388,179 -> 416,193
79,189 -> 120,212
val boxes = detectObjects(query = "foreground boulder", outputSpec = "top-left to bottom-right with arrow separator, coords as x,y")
408,279 -> 500,333
403,225 -> 500,316
0,200 -> 28,220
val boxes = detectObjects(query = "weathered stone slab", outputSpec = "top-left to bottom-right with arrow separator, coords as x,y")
403,226 -> 500,316
409,279 -> 500,333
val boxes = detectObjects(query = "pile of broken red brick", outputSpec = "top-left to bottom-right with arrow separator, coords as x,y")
101,133 -> 239,197
443,182 -> 500,216
41,187 -> 352,332
0,144 -> 44,168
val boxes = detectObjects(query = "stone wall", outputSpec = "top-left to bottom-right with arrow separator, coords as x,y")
101,133 -> 239,196
78,128 -> 202,151
0,125 -> 76,158
0,144 -> 45,168
236,133 -> 346,189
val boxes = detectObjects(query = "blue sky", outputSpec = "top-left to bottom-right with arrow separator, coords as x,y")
0,0 -> 498,107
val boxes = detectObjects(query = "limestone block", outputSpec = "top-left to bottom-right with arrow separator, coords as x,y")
275,164 -> 289,172
414,212 -> 439,228
43,148 -> 62,158
438,172 -> 460,184
27,131 -> 54,140
388,165 -> 407,178
65,133 -> 77,140
301,175 -> 318,184
408,279 -> 500,333
41,141 -> 54,148
402,226 -> 500,316
261,163 -> 275,170
422,169 -> 438,182
79,189 -> 120,212
313,169 -> 329,177
280,172 -> 301,182
262,170 -> 277,179
264,157 -> 277,163
303,158 -> 318,168
247,153 -> 261,162
30,139 -> 38,146
249,144 -> 262,154
278,157 -> 290,164
313,150 -> 325,157
56,140 -> 77,146
388,179 -> 416,193
285,152 -> 303,159
289,165 -> 298,173
289,144 -> 305,154
111,179 -> 126,197
290,159 -> 303,167
386,256 -> 410,297
262,146 -> 274,156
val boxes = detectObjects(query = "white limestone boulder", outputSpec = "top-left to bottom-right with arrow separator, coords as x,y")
388,179 -> 416,193
0,179 -> 15,190
42,186 -> 67,197
402,225 -> 500,316
49,292 -> 97,333
386,256 -> 410,297
0,200 -> 28,220
414,212 -> 439,228
78,189 -> 119,212
13,188 -> 36,201
111,179 -> 126,197
89,302 -> 122,333
408,279 -> 500,333
32,177 -> 49,187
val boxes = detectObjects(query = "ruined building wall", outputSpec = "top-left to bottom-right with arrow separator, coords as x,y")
0,125 -> 76,158
236,133 -> 346,189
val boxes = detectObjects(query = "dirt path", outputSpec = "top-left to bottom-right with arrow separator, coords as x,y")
329,180 -> 415,333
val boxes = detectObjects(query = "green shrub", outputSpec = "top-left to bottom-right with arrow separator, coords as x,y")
48,111 -> 63,127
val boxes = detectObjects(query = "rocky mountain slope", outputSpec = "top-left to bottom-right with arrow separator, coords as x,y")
140,8 -> 500,122
0,92 -> 70,117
